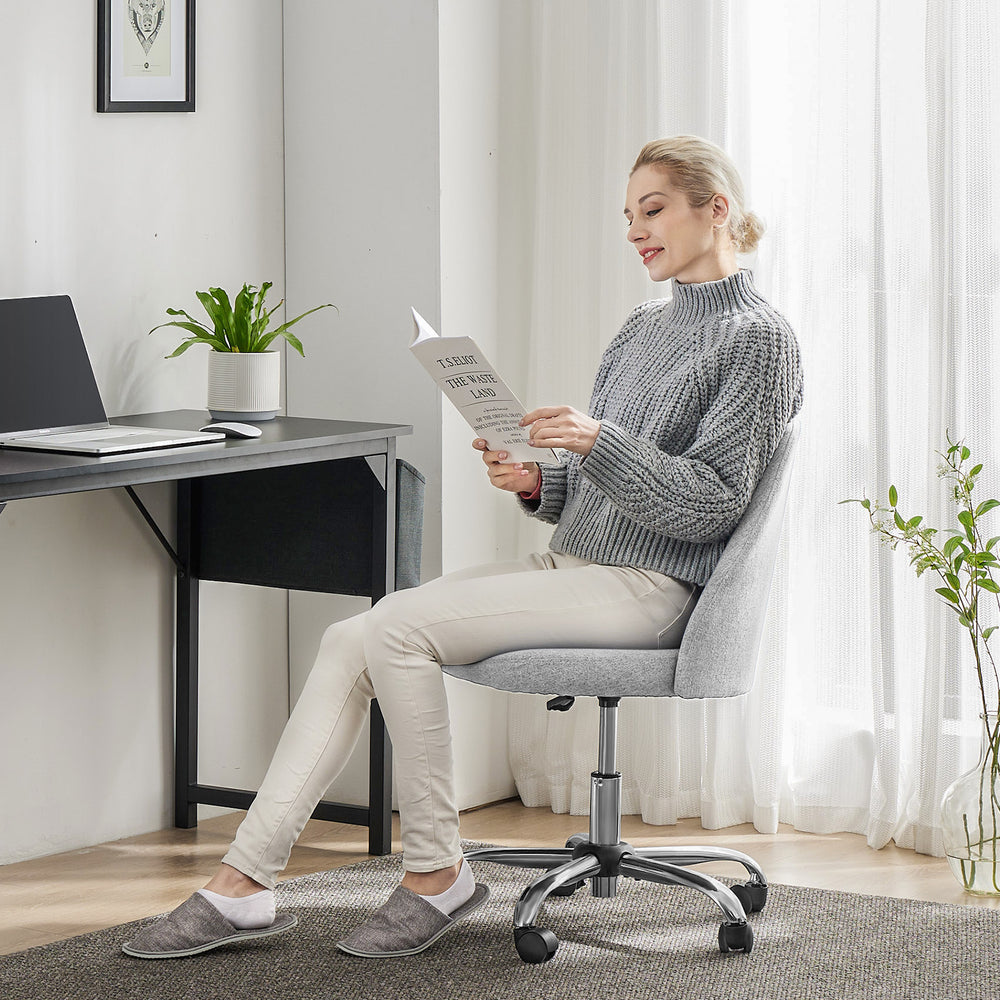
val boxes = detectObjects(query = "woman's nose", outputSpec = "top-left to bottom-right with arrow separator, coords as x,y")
627,221 -> 646,242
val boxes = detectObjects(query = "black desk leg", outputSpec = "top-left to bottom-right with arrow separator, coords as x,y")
368,699 -> 393,854
367,444 -> 396,855
175,480 -> 199,828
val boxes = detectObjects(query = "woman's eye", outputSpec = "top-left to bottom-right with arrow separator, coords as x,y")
646,208 -> 662,217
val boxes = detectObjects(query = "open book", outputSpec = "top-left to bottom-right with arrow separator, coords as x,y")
409,308 -> 560,465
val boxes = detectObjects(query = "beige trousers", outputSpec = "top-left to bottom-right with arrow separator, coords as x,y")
222,551 -> 699,886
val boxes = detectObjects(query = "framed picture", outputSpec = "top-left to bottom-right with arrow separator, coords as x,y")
97,0 -> 195,113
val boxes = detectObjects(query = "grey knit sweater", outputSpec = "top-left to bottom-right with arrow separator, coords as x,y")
519,269 -> 804,586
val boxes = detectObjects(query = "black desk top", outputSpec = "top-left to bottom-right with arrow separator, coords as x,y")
0,410 -> 413,502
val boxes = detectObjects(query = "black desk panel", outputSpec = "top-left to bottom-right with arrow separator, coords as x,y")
192,457 -> 384,595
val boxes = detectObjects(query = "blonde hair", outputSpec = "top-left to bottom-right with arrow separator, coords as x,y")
631,136 -> 764,254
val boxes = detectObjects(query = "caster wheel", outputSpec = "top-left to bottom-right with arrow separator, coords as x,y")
548,879 -> 583,897
718,921 -> 754,954
565,833 -> 588,849
514,925 -> 559,963
732,881 -> 768,914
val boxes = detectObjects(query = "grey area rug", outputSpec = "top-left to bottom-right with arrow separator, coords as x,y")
1,843 -> 997,1000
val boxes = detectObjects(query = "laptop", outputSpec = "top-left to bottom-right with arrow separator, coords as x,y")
0,295 -> 226,455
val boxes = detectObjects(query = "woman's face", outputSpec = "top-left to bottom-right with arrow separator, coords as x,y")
624,164 -> 730,283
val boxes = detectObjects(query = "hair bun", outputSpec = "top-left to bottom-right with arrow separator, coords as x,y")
737,211 -> 765,253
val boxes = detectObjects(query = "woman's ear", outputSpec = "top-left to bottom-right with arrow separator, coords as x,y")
711,193 -> 731,228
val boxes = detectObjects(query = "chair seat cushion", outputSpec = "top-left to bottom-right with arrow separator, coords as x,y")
441,647 -> 679,698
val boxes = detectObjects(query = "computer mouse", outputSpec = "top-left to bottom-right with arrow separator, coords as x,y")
199,421 -> 263,439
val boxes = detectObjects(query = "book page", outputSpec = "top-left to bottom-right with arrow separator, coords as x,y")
410,309 -> 560,465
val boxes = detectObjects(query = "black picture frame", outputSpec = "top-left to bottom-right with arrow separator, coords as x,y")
97,0 -> 195,113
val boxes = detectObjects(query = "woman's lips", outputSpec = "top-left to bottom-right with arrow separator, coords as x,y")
641,247 -> 663,265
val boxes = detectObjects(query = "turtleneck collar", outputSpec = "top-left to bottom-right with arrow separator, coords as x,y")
669,268 -> 767,323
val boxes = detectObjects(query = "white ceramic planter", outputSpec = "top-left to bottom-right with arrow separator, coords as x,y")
207,350 -> 281,421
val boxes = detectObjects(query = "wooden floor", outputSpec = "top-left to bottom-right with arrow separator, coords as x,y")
2,799 -> 998,956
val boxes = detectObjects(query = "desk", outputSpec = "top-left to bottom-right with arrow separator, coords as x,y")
0,410 -> 412,855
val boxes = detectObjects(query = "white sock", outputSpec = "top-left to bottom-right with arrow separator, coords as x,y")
197,888 -> 275,929
416,858 -> 475,916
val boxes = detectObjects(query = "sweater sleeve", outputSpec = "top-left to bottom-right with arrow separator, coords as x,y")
516,460 -> 568,523
578,319 -> 802,543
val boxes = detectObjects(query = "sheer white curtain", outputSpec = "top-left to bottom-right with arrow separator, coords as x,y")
497,0 -> 1000,855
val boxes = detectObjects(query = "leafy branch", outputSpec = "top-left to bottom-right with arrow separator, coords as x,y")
841,430 -> 1000,890
840,431 -> 1000,720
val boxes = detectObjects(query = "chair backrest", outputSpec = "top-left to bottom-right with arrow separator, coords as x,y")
670,417 -> 800,699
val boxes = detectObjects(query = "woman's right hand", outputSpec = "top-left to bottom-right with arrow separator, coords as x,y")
473,439 -> 541,494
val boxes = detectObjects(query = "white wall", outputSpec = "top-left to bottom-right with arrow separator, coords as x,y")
0,1 -> 288,864
439,0 -> 517,806
281,0 -> 444,806
282,0 -> 516,810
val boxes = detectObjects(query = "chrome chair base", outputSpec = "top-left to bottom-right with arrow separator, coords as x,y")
466,840 -> 767,930
465,698 -> 766,962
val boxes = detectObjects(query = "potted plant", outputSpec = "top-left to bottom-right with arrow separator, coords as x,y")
150,282 -> 335,420
841,432 -> 1000,894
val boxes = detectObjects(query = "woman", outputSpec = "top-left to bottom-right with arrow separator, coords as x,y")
123,135 -> 803,960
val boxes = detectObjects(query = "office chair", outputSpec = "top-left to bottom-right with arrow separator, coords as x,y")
442,418 -> 800,962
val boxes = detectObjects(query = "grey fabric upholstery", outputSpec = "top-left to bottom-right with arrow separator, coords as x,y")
441,418 -> 800,700
395,458 -> 426,591
444,645 -> 683,699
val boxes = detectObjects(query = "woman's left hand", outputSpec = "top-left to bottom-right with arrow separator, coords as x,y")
521,405 -> 601,456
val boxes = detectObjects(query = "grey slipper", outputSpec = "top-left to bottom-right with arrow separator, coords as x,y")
121,892 -> 297,959
336,883 -> 490,958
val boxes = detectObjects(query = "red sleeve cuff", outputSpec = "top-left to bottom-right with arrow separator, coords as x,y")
519,478 -> 542,501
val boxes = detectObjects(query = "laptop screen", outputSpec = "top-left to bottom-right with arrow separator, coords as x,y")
0,295 -> 109,437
